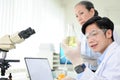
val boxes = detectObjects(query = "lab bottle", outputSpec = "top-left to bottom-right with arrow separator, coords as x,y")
57,68 -> 67,80
66,24 -> 77,47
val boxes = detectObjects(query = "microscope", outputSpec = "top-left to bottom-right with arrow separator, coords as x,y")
0,27 -> 35,80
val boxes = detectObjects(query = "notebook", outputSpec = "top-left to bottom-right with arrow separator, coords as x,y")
24,57 -> 54,80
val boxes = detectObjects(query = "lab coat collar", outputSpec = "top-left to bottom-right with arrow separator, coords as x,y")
97,42 -> 116,65
96,42 -> 118,75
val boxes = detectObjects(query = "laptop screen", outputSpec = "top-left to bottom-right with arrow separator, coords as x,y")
24,57 -> 54,80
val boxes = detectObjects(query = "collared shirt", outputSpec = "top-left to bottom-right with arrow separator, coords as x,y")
97,49 -> 107,66
77,42 -> 120,80
76,49 -> 106,79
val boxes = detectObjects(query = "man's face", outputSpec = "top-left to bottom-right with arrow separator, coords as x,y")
74,4 -> 94,25
85,23 -> 112,53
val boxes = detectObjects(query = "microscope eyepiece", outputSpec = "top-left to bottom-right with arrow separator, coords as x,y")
18,27 -> 35,39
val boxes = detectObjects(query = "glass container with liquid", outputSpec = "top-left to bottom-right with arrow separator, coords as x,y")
66,24 -> 77,47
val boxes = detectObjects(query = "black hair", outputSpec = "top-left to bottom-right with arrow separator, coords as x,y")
82,16 -> 114,41
75,0 -> 98,16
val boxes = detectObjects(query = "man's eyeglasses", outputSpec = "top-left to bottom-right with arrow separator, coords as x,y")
85,29 -> 107,39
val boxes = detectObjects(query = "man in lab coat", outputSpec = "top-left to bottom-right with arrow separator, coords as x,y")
78,16 -> 120,80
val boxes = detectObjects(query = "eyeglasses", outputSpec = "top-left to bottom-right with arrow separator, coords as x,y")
85,29 -> 107,39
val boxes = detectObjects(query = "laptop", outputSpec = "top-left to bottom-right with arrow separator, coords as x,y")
24,57 -> 54,80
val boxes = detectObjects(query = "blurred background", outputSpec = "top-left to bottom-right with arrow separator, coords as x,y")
0,0 -> 120,79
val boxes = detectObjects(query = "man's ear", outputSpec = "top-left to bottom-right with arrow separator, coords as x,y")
106,29 -> 112,39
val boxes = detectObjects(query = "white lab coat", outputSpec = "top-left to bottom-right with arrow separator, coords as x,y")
79,30 -> 120,71
113,30 -> 120,45
80,42 -> 120,80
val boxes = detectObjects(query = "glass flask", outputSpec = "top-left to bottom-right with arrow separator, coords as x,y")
66,24 -> 77,47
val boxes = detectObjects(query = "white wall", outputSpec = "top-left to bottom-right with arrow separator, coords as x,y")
0,0 -> 65,79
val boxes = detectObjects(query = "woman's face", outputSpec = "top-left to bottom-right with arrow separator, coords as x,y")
74,4 -> 94,25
